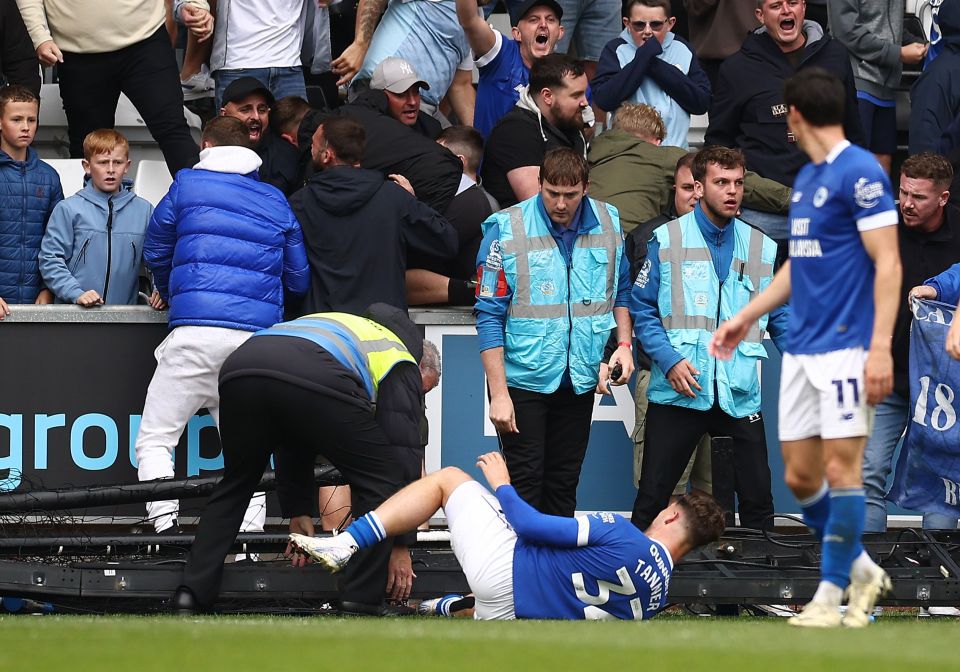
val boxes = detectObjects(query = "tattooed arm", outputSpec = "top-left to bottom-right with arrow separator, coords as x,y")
331,0 -> 388,87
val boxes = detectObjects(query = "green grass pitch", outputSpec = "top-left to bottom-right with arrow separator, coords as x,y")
1,614 -> 956,672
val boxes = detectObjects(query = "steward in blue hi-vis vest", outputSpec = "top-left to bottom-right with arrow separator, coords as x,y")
251,312 -> 416,402
481,195 -> 624,395
648,212 -> 778,417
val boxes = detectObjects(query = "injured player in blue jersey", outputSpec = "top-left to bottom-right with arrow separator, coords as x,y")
289,452 -> 726,620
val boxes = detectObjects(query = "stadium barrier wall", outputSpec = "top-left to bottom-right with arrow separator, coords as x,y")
0,306 -> 916,521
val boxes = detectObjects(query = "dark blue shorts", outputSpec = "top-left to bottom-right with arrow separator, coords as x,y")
857,97 -> 897,155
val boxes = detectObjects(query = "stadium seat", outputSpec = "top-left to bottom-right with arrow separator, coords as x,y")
688,114 -> 708,149
134,160 -> 173,206
43,158 -> 86,197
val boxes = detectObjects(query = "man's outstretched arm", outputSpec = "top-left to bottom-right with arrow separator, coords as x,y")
478,452 -> 589,548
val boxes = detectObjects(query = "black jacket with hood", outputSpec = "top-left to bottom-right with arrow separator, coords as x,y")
705,20 -> 864,186
909,0 -> 960,155
289,165 -> 458,315
336,90 -> 461,213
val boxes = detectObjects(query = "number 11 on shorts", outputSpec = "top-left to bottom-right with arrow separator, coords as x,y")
831,378 -> 860,407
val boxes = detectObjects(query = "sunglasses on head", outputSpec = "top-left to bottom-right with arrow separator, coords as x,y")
630,20 -> 666,30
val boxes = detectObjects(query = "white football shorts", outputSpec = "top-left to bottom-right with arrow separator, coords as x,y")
778,347 -> 875,441
444,480 -> 517,619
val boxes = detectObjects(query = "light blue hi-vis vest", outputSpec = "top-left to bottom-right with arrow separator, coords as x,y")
648,212 -> 777,417
614,30 -> 693,149
250,312 -> 416,402
484,196 -> 624,395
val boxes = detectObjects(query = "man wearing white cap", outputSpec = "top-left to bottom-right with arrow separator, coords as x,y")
370,57 -> 437,136
333,0 -> 475,125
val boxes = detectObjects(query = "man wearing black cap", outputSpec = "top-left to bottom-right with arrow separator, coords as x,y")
456,0 -> 565,138
171,304 -> 440,616
220,76 -> 302,195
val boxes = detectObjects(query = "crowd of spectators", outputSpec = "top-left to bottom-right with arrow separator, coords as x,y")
3,0 -> 960,610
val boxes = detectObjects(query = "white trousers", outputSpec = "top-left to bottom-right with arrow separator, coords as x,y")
134,326 -> 266,533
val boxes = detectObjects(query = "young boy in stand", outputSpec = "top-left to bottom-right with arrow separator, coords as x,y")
0,85 -> 63,318
40,129 -> 159,307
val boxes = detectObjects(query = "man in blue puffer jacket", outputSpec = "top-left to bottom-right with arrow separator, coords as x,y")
0,85 -> 63,316
135,115 -> 310,537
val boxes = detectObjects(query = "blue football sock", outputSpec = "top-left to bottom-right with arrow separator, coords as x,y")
821,487 -> 866,589
799,481 -> 830,542
343,512 -> 386,549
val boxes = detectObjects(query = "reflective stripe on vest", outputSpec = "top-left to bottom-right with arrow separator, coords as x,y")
501,202 -> 621,319
658,219 -> 773,342
252,313 -> 415,402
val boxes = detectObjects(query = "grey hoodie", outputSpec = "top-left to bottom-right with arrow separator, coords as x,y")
827,0 -> 905,100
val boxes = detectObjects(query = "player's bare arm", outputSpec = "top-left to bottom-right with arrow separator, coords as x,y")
860,225 -> 901,405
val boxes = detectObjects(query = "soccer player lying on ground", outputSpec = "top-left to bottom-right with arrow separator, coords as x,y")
289,452 -> 725,620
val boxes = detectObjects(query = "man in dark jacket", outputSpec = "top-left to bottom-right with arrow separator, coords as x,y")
328,89 -> 462,213
407,125 -> 494,306
172,304 -> 439,616
704,0 -> 863,187
909,0 -> 960,156
290,115 -> 458,315
220,76 -> 302,196
862,152 -> 960,533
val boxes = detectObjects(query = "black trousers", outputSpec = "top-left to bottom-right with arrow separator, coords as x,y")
632,402 -> 774,530
57,26 -> 199,175
497,386 -> 595,517
180,376 -> 415,609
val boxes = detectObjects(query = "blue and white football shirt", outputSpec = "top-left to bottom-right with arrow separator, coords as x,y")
786,140 -> 898,355
512,511 -> 674,620
475,31 -> 529,139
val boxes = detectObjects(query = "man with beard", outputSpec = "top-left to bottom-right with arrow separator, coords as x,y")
289,115 -> 457,314
455,0 -> 565,138
219,76 -> 302,195
481,53 -> 588,207
704,0 -> 863,188
863,153 -> 960,536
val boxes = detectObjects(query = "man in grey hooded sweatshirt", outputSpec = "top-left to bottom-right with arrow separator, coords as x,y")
829,0 -> 927,172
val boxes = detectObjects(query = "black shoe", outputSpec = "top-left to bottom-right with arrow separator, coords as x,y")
158,521 -> 181,535
339,600 -> 416,617
170,586 -> 199,615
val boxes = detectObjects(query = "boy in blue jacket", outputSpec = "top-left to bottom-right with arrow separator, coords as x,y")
135,115 -> 309,536
39,130 -> 157,306
0,85 -> 63,318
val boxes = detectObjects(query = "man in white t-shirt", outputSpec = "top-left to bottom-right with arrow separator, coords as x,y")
200,0 -> 310,107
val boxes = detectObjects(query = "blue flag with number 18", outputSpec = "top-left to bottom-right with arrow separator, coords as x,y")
888,298 -> 960,518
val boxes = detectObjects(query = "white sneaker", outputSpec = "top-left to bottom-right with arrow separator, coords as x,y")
181,66 -> 215,101
844,568 -> 892,628
288,533 -> 357,573
752,604 -> 795,617
789,600 -> 843,628
919,606 -> 960,617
